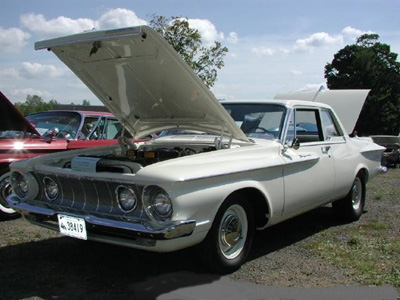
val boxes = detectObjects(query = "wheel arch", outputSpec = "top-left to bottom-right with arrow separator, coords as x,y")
356,167 -> 369,183
224,187 -> 270,229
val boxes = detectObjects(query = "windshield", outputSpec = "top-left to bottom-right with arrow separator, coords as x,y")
222,103 -> 286,140
26,111 -> 82,140
159,103 -> 287,140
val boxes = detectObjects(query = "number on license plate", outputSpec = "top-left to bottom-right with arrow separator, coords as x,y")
58,214 -> 87,240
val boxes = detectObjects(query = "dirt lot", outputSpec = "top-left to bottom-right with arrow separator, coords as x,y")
0,169 -> 399,299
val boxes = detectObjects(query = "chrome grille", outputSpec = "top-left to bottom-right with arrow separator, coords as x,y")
34,172 -> 145,219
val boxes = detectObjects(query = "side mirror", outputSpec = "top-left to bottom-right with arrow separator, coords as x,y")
40,127 -> 59,143
291,138 -> 300,150
48,127 -> 59,138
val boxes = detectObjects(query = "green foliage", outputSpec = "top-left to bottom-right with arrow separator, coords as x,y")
150,15 -> 228,88
14,95 -> 58,115
325,34 -> 400,135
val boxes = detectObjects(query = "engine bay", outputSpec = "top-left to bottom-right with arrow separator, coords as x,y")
67,145 -> 218,174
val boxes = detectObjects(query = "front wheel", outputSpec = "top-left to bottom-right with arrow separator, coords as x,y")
0,172 -> 20,220
332,174 -> 365,222
199,194 -> 254,273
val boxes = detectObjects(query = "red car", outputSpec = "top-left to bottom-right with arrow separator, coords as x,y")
0,91 -> 134,219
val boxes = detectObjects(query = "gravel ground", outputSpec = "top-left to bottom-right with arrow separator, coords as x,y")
0,169 -> 398,299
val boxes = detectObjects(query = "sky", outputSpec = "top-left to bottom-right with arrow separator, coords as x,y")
1,0 -> 399,105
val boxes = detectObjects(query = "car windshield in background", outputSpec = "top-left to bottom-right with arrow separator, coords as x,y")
26,111 -> 82,140
222,103 -> 286,140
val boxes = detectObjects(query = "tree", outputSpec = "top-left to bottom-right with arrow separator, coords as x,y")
15,95 -> 58,115
82,99 -> 90,106
150,15 -> 228,88
325,34 -> 400,135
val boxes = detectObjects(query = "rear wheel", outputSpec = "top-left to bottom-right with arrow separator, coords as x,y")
200,194 -> 254,273
0,172 -> 20,220
332,174 -> 365,222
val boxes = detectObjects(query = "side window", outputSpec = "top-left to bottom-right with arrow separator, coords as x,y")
292,109 -> 323,143
79,117 -> 99,140
103,119 -> 133,139
321,109 -> 341,140
104,119 -> 121,139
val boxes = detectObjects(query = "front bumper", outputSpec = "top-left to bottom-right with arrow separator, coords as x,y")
6,194 -> 196,247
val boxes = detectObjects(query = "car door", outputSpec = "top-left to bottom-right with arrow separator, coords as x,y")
281,107 -> 336,216
319,108 -> 355,199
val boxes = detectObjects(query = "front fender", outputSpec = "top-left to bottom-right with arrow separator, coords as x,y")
159,166 -> 284,234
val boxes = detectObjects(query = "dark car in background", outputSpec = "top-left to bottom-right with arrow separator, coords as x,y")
0,91 -> 135,219
370,135 -> 400,168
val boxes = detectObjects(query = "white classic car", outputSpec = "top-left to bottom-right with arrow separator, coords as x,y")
7,26 -> 386,272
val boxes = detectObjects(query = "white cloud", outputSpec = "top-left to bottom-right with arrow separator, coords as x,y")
20,13 -> 96,37
187,18 -> 224,46
97,8 -> 147,29
0,26 -> 30,53
279,47 -> 291,54
20,62 -> 66,78
0,67 -> 22,80
20,8 -> 147,38
227,32 -> 239,44
0,63 -> 66,81
290,70 -> 303,75
251,46 -> 275,56
293,32 -> 343,53
10,88 -> 52,98
341,26 -> 375,41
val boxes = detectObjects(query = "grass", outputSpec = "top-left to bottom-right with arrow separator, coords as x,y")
304,226 -> 400,286
303,169 -> 400,288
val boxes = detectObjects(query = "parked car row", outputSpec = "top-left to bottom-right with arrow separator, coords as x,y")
4,26 -> 387,272
0,91 -> 139,219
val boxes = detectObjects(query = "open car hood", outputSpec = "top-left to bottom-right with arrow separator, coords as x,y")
274,89 -> 370,134
35,26 -> 249,142
0,91 -> 40,136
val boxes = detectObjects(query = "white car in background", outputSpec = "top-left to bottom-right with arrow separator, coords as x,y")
7,26 -> 386,272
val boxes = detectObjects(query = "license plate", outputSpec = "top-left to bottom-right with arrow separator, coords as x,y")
58,214 -> 87,240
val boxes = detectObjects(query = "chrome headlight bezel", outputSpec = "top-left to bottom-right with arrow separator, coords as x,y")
143,185 -> 173,223
115,185 -> 138,213
43,177 -> 59,201
10,171 -> 38,201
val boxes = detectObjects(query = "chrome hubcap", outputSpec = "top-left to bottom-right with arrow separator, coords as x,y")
351,178 -> 362,210
221,215 -> 242,247
218,204 -> 248,259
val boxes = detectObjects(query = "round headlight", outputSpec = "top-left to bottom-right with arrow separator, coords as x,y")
116,186 -> 137,212
11,171 -> 29,198
153,193 -> 172,218
43,177 -> 59,201
143,186 -> 172,222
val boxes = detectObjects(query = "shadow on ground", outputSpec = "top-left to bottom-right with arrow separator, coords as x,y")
0,207 -> 397,299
